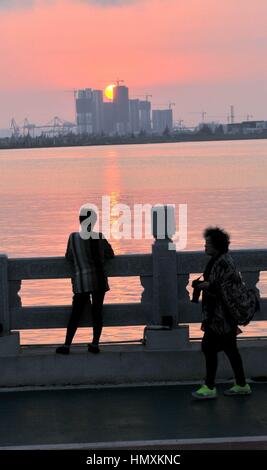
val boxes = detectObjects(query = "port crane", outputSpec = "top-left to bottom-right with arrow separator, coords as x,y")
10,116 -> 76,138
10,118 -> 20,139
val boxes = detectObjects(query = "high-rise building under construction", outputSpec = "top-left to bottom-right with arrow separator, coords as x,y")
76,85 -> 155,136
75,88 -> 104,134
113,85 -> 130,135
152,109 -> 173,134
129,99 -> 140,134
139,100 -> 151,132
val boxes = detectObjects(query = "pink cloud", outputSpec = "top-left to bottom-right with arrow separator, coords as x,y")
0,0 -> 266,125
0,0 -> 266,89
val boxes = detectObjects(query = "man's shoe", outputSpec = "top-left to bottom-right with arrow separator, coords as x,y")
88,343 -> 100,354
224,383 -> 251,396
192,384 -> 217,400
56,345 -> 70,355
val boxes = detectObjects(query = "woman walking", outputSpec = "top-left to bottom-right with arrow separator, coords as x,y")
192,227 -> 251,399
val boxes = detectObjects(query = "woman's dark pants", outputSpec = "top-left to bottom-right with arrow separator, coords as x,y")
65,291 -> 105,346
202,328 -> 246,389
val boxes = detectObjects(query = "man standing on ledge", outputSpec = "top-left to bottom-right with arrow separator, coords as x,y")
56,207 -> 114,355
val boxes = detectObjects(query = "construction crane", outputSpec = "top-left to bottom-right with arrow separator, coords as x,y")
115,79 -> 124,87
65,88 -> 78,96
189,111 -> 207,122
230,105 -> 235,124
65,89 -> 79,122
132,94 -> 152,101
154,102 -> 176,109
102,79 -> 124,87
86,79 -> 125,89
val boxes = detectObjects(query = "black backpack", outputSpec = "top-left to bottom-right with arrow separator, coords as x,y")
220,271 -> 260,326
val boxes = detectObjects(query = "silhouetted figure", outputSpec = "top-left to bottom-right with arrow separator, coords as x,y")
191,227 -> 251,399
56,209 -> 114,355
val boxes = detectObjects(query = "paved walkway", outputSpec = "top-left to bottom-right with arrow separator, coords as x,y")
0,383 -> 267,449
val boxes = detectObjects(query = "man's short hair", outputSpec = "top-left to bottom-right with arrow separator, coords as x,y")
203,226 -> 230,253
79,204 -> 98,223
79,210 -> 97,222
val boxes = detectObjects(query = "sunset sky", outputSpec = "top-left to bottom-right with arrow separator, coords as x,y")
0,0 -> 266,128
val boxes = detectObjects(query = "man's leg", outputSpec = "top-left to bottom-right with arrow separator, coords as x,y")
56,292 -> 89,354
223,332 -> 246,387
65,293 -> 89,346
88,290 -> 105,352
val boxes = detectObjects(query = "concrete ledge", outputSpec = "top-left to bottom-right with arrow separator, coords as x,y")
1,338 -> 267,387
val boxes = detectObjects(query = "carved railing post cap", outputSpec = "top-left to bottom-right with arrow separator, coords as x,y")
151,205 -> 176,240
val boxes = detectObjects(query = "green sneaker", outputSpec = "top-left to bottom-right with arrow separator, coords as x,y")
224,383 -> 252,396
192,384 -> 217,400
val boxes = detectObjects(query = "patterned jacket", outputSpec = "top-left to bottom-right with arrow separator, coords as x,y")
65,231 -> 114,294
202,253 -> 241,335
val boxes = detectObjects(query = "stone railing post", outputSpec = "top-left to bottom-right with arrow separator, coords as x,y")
144,206 -> 190,350
151,207 -> 178,326
0,254 -> 10,334
0,254 -> 20,356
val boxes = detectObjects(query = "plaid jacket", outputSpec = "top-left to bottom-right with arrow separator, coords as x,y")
65,231 -> 114,294
202,253 -> 241,335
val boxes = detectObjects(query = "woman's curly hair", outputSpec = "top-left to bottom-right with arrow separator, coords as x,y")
203,226 -> 230,253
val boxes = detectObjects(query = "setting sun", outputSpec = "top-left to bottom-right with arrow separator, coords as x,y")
105,84 -> 115,101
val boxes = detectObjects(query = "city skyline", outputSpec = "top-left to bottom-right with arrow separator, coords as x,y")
75,85 -> 172,136
0,0 -> 266,128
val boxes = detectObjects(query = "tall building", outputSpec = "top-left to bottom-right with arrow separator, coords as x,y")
113,85 -> 130,135
76,89 -> 94,134
152,109 -> 173,134
92,90 -> 104,134
129,99 -> 140,134
76,88 -> 103,134
103,102 -> 115,135
139,100 -> 151,133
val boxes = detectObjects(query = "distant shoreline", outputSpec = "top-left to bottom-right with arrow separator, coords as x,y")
1,132 -> 267,151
